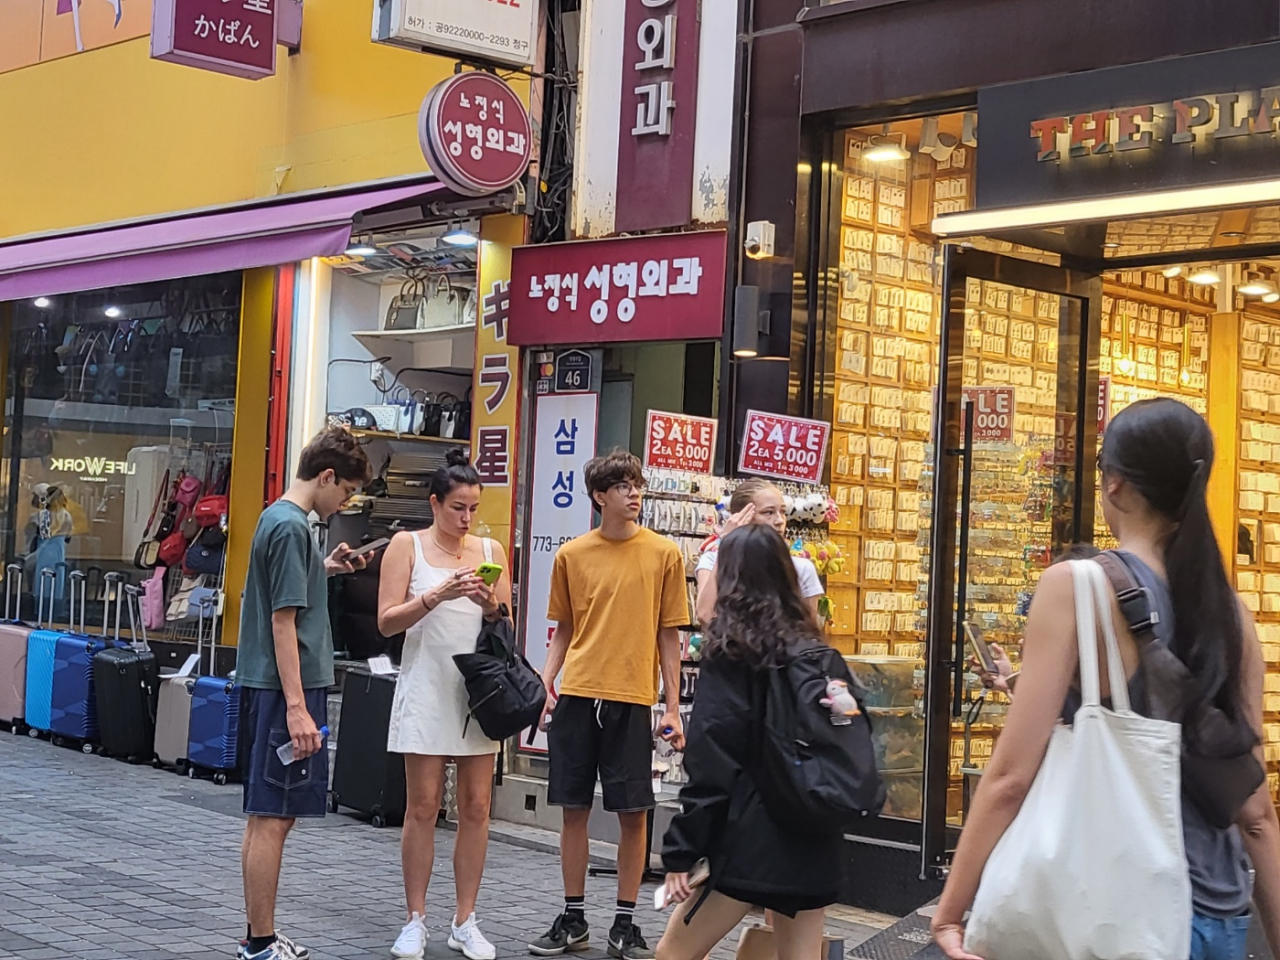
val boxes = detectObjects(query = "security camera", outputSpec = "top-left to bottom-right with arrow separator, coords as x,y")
744,221 -> 776,260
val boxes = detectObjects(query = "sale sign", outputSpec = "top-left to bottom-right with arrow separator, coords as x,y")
644,411 -> 717,473
738,411 -> 830,484
961,387 -> 1015,443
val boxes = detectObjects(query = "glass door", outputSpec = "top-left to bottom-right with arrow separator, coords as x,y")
921,247 -> 1101,876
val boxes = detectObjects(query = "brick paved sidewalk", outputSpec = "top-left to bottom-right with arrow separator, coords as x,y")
0,734 -> 887,960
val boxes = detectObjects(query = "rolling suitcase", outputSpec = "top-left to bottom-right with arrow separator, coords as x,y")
24,567 -> 66,738
186,593 -> 239,784
93,583 -> 159,762
46,571 -> 127,749
0,563 -> 32,728
154,675 -> 194,771
330,669 -> 406,827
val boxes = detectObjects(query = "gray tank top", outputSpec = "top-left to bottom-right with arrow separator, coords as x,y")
1062,551 -> 1253,917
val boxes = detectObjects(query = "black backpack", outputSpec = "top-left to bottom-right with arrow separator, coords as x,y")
452,606 -> 546,741
754,640 -> 885,834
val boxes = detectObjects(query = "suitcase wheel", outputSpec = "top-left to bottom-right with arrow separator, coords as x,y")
27,727 -> 38,739
213,772 -> 228,786
187,766 -> 197,779
328,793 -> 339,814
81,742 -> 94,755
152,758 -> 164,770
372,811 -> 387,829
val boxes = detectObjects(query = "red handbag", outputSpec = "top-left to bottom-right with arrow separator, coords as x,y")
158,529 -> 189,567
194,495 -> 227,528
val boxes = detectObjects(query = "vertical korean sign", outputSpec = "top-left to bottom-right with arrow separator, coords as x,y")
472,214 -> 525,554
521,392 -> 599,753
615,0 -> 701,232
151,0 -> 277,80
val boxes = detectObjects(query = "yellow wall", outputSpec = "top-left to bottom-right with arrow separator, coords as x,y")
0,0 -> 531,240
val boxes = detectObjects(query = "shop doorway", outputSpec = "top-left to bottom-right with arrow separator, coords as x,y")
922,248 -> 1099,870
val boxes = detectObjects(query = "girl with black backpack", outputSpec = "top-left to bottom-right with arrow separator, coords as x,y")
932,398 -> 1280,960
656,524 -> 846,960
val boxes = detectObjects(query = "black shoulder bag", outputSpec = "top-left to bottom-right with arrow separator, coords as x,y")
1094,552 -> 1264,829
452,604 -> 546,742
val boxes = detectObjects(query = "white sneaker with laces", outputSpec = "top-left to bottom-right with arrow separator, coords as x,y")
449,913 -> 497,960
392,913 -> 429,960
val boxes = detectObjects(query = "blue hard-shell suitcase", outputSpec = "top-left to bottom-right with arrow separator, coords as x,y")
187,676 -> 240,780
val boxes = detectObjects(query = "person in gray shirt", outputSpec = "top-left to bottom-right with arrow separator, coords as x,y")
237,427 -> 372,960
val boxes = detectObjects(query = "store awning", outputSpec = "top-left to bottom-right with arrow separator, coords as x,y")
930,177 -> 1280,264
0,180 -> 449,301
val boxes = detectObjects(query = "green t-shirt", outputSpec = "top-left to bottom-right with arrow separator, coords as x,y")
234,499 -> 334,691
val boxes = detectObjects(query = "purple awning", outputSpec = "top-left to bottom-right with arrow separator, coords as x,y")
0,181 -> 446,301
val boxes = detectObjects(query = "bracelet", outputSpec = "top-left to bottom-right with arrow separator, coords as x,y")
420,593 -> 436,613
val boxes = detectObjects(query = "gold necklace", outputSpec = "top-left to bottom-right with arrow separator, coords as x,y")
430,529 -> 463,560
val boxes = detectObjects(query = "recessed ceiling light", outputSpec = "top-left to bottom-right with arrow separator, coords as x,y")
32,297 -> 51,308
345,242 -> 378,257
1104,242 -> 1121,249
104,306 -> 122,318
1117,357 -> 1136,376
442,226 -> 479,247
1188,267 -> 1221,285
1221,231 -> 1247,238
1265,292 -> 1280,304
1161,266 -> 1183,278
863,136 -> 910,163
733,347 -> 759,359
1239,276 -> 1273,297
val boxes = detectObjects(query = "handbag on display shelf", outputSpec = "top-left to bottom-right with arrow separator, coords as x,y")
963,560 -> 1190,960
133,468 -> 171,570
141,566 -> 167,632
173,471 -> 203,509
438,393 -> 469,440
419,393 -> 446,438
166,574 -> 208,622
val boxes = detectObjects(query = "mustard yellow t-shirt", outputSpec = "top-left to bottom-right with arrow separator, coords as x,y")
547,527 -> 690,706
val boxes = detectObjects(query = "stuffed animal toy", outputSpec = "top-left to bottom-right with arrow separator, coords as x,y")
819,679 -> 861,722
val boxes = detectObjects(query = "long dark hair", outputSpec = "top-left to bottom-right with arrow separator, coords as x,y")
1100,398 -> 1243,723
703,525 -> 819,667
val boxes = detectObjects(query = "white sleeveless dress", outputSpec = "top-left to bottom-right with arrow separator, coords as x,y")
386,533 -> 498,757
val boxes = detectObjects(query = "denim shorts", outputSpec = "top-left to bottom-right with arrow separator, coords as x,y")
1190,912 -> 1251,960
239,687 -> 330,820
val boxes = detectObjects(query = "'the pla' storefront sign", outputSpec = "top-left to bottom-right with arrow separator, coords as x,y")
151,0 -> 277,80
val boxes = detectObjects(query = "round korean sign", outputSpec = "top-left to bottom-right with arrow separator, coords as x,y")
419,72 -> 533,198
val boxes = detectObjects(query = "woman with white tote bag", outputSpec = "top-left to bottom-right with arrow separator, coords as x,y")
932,398 -> 1280,960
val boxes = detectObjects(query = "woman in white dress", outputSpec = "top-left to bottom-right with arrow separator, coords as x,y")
694,479 -> 823,626
377,450 -> 513,960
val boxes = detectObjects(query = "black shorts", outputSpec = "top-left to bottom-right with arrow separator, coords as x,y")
238,687 -> 330,820
547,695 -> 655,813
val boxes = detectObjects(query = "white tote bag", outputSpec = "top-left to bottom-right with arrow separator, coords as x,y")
964,560 -> 1191,960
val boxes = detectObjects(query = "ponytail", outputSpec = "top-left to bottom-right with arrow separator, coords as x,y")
1101,399 -> 1245,728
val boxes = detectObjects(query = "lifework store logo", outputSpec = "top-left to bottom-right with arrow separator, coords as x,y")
49,457 -> 136,482
1030,88 -> 1280,161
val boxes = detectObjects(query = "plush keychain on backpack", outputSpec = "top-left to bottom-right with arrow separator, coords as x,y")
820,679 -> 861,724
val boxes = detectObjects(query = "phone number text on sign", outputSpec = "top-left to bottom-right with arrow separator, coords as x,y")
644,411 -> 717,474
738,411 -> 830,485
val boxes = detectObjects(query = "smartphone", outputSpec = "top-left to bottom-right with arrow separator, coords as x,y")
654,858 -> 711,909
346,537 -> 390,560
963,620 -> 998,674
475,562 -> 503,586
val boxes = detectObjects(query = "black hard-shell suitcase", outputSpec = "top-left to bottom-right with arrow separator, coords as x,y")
329,670 -> 406,828
93,581 -> 159,762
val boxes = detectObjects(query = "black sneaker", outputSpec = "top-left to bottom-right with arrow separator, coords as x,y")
607,922 -> 654,960
529,913 -> 590,956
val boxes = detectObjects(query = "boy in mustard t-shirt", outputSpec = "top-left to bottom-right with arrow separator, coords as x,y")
528,450 -> 689,960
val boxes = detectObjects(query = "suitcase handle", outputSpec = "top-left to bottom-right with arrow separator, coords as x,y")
103,571 -> 127,640
68,569 -> 87,635
196,593 -> 218,675
124,584 -> 149,652
37,567 -> 56,628
5,562 -> 22,623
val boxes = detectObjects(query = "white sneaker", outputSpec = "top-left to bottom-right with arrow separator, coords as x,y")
449,913 -> 497,960
392,913 -> 428,959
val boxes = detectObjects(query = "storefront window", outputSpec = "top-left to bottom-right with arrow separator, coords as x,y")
4,274 -> 241,629
825,113 -> 976,820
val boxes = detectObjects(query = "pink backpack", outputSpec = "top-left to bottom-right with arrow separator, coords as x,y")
142,566 -> 167,632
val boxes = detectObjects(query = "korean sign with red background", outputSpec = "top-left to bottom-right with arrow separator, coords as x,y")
419,72 -> 532,197
508,231 -> 726,346
615,0 -> 700,232
644,411 -> 717,474
151,0 -> 276,80
739,411 -> 830,485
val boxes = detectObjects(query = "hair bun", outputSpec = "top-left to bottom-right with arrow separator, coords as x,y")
445,447 -> 470,468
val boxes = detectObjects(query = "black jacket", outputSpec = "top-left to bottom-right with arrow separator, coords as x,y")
661,654 -> 843,903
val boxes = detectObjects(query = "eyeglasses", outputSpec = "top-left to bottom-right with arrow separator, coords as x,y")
611,482 -> 646,496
